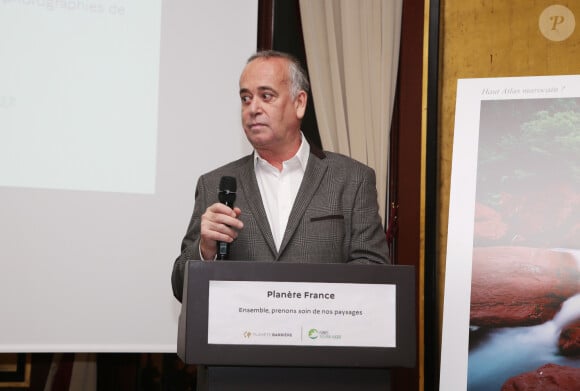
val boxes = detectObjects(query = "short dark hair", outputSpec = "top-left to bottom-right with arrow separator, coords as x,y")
247,50 -> 310,99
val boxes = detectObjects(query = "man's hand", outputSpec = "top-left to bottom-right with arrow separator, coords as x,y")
199,203 -> 243,260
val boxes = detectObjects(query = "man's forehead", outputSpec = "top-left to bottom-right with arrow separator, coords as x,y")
240,58 -> 289,84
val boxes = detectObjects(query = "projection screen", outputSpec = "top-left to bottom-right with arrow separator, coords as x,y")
0,0 -> 257,352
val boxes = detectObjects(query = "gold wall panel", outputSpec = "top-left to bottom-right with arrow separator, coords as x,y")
0,354 -> 30,388
438,1 -> 580,330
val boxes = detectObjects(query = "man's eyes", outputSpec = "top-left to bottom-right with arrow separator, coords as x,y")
240,93 -> 274,103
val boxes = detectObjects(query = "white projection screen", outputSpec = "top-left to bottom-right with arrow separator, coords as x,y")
0,0 -> 257,352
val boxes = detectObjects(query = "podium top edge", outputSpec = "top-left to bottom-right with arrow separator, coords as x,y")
186,261 -> 415,285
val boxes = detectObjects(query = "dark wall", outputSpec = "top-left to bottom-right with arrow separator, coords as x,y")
390,0 -> 429,389
258,0 -> 322,150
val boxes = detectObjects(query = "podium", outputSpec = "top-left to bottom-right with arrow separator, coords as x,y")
177,261 -> 416,390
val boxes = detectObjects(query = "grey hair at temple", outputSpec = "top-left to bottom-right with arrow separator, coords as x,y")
247,50 -> 310,100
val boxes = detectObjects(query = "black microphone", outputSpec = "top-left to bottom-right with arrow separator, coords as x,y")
216,176 -> 237,260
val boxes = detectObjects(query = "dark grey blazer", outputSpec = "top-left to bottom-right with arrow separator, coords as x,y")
171,147 -> 390,301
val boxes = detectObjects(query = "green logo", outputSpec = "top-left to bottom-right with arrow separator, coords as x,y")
308,328 -> 318,339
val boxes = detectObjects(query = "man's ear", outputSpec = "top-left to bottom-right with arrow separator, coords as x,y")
294,90 -> 308,120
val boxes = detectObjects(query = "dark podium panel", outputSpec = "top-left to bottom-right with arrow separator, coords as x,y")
177,261 -> 416,390
198,366 -> 392,391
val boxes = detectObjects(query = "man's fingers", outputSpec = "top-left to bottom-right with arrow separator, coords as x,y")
204,204 -> 244,229
201,220 -> 238,242
200,203 -> 243,244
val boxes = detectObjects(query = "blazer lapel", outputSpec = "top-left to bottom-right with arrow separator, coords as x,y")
278,151 -> 328,257
237,155 -> 278,256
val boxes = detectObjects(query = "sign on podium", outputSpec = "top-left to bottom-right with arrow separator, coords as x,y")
177,261 -> 416,390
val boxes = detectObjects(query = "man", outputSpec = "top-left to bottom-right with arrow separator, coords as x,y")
171,51 -> 389,302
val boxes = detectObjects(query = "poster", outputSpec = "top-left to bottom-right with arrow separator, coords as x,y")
440,75 -> 580,390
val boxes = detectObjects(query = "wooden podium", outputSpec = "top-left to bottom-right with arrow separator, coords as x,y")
177,261 -> 416,390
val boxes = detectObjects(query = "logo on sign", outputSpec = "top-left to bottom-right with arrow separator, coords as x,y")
307,328 -> 341,340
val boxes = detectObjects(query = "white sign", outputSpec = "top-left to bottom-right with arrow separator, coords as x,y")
207,280 -> 396,348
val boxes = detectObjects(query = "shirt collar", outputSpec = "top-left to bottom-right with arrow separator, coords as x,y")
254,132 -> 310,171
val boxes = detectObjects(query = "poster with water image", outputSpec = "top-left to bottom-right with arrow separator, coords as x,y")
440,75 -> 580,390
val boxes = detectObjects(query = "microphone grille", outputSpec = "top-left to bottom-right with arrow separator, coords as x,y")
219,176 -> 237,192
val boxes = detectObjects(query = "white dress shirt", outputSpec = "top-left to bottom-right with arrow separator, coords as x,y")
254,134 -> 310,250
200,134 -> 310,259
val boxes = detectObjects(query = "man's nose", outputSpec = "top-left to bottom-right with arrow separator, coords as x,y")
249,98 -> 262,114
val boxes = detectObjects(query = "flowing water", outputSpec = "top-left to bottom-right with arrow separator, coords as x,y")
467,249 -> 580,390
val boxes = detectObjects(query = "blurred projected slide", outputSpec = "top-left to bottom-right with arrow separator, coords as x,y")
0,0 -> 161,194
440,75 -> 580,391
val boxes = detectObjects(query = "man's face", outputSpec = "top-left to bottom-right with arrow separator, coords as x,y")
239,57 -> 306,154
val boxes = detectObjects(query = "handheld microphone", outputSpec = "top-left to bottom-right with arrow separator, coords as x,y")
216,176 -> 237,260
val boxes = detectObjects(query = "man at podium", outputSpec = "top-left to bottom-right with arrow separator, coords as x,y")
172,50 -> 389,302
